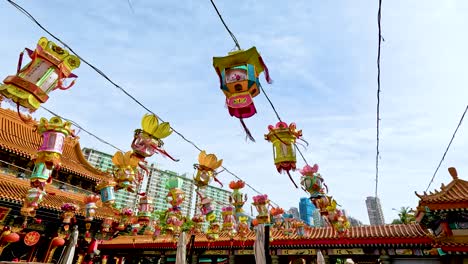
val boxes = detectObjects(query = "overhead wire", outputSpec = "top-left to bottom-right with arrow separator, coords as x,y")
425,105 -> 468,192
208,0 -> 241,50
6,0 -> 279,207
375,0 -> 383,198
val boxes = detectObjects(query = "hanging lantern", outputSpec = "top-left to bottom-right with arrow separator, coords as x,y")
61,203 -> 79,224
101,217 -> 114,233
212,47 -> 272,141
265,121 -> 303,188
270,207 -> 285,229
117,208 -> 133,231
252,194 -> 270,224
193,151 -> 223,188
0,37 -> 80,112
206,222 -> 221,241
112,151 -> 139,192
221,206 -> 237,238
25,187 -> 47,209
29,162 -> 53,188
84,194 -> 100,222
35,116 -> 73,169
198,194 -> 216,222
131,114 -> 177,160
237,216 -> 250,240
164,176 -> 185,238
300,164 -> 327,198
313,196 -> 333,216
229,180 -> 247,215
137,195 -> 154,225
191,214 -> 204,235
96,179 -> 117,206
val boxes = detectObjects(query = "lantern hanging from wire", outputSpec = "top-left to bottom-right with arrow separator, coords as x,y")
164,176 -> 185,238
84,194 -> 100,222
265,121 -> 303,188
112,151 -> 140,192
193,151 -> 223,188
137,195 -> 154,225
229,180 -> 247,215
221,206 -> 237,238
252,194 -> 270,224
300,164 -> 327,199
96,179 -> 117,206
131,114 -> 177,161
0,37 -> 80,112
212,47 -> 272,141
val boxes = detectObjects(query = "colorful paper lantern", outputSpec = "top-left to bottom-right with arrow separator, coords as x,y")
265,121 -> 303,188
270,207 -> 285,229
229,180 -> 247,214
237,216 -> 250,240
137,195 -> 154,224
61,203 -> 79,224
213,47 -> 272,141
101,217 -> 114,233
131,114 -> 177,160
96,179 -> 117,206
193,151 -> 223,188
191,214 -> 204,235
252,194 -> 270,224
221,206 -> 237,238
30,163 -> 52,188
300,164 -> 327,198
111,151 -> 139,192
0,37 -> 80,112
84,194 -> 100,222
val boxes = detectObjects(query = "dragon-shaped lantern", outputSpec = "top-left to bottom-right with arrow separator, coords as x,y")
265,122 -> 303,188
0,37 -> 80,112
212,47 -> 272,141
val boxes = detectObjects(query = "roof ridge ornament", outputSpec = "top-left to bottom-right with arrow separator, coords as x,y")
448,167 -> 458,180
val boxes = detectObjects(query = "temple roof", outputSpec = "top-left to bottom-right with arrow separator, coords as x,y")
415,167 -> 468,211
0,173 -> 114,219
99,224 -> 432,249
0,108 -> 110,182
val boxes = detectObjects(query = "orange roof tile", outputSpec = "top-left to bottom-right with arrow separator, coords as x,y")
415,168 -> 468,211
100,224 -> 433,249
0,108 -> 110,182
0,173 -> 114,219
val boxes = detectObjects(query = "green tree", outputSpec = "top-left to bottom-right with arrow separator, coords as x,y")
395,206 -> 416,224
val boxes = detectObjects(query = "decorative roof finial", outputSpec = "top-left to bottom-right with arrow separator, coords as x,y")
448,167 -> 458,180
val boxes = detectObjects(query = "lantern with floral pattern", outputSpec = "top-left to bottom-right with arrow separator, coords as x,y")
300,164 -> 326,198
0,37 -> 80,112
229,180 -> 247,215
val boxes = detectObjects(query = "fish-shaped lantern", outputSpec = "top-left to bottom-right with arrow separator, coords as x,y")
0,37 -> 80,112
212,47 -> 272,141
265,122 -> 303,188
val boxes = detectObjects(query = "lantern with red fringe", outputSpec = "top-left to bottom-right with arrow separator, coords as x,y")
252,194 -> 270,224
229,180 -> 247,214
212,47 -> 272,141
265,121 -> 303,188
0,37 -> 80,112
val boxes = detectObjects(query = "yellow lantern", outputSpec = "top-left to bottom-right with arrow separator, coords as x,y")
111,151 -> 139,192
264,121 -> 303,188
193,151 -> 223,188
212,47 -> 272,141
0,37 -> 80,112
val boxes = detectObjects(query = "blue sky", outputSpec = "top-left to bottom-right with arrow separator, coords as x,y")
0,0 -> 467,224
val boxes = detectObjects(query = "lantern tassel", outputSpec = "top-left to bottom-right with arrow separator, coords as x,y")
239,118 -> 255,142
17,51 -> 25,74
16,103 -> 32,123
258,56 -> 273,84
286,171 -> 298,189
156,148 -> 180,162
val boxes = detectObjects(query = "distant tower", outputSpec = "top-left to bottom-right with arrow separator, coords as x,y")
366,196 -> 385,225
288,207 -> 300,219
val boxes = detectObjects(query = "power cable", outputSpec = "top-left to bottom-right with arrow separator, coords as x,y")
375,0 -> 383,198
425,105 -> 468,192
208,0 -> 241,50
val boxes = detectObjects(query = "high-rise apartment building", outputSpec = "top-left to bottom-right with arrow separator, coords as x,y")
365,196 -> 385,225
144,164 -> 195,217
312,209 -> 323,227
82,148 -> 138,210
299,197 -> 315,226
287,207 -> 300,220
194,184 -> 231,221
